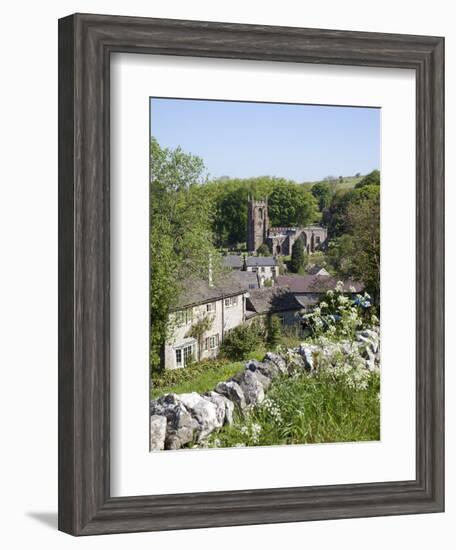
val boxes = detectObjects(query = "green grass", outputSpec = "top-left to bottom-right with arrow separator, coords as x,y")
302,176 -> 363,190
151,349 -> 266,399
203,368 -> 380,447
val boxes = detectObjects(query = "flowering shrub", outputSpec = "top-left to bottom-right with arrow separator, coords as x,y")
303,281 -> 378,340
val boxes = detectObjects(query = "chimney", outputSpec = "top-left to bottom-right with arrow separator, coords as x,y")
208,254 -> 214,287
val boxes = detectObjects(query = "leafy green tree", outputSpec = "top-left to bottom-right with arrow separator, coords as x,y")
150,138 -> 218,373
346,193 -> 380,303
326,234 -> 355,275
268,183 -> 319,227
289,238 -> 306,273
311,181 -> 332,211
256,243 -> 271,256
326,184 -> 380,238
355,169 -> 380,188
266,315 -> 282,347
220,324 -> 262,360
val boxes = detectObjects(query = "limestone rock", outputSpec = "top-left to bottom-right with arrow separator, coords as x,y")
232,370 -> 266,406
246,359 -> 281,380
150,415 -> 167,451
263,352 -> 288,375
204,391 -> 234,425
215,380 -> 247,410
176,392 -> 223,441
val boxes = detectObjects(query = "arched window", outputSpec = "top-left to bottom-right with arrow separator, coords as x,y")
258,207 -> 263,219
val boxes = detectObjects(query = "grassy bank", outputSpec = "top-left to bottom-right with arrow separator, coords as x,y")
151,350 -> 266,399
203,367 -> 380,447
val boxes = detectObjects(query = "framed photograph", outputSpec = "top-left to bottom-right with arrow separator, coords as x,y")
58,13 -> 444,535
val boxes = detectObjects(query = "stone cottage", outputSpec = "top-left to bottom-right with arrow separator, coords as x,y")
163,274 -> 247,370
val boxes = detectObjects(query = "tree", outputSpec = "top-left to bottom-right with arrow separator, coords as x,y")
326,234 -> 355,275
355,169 -> 380,188
220,324 -> 262,360
268,182 -> 319,227
266,315 -> 282,347
326,184 -> 380,238
311,181 -> 332,211
289,238 -> 306,273
346,193 -> 380,304
150,138 -> 218,373
256,243 -> 271,256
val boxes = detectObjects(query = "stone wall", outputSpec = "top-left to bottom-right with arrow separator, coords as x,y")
150,328 -> 380,451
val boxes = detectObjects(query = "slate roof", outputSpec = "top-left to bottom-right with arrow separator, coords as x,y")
246,287 -> 303,315
307,265 -> 330,276
174,273 -> 246,309
223,255 -> 243,269
222,255 -> 278,269
229,270 -> 259,290
276,275 -> 364,294
246,256 -> 278,268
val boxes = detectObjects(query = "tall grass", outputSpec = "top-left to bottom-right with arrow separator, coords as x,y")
203,368 -> 380,448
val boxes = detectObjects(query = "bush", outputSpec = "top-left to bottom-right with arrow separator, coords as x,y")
289,239 -> 307,273
256,243 -> 271,256
220,323 -> 263,360
266,315 -> 282,347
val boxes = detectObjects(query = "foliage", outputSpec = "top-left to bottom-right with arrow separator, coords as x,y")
325,184 -> 380,238
256,243 -> 271,256
186,315 -> 214,361
326,234 -> 355,274
346,192 -> 380,303
355,169 -> 380,188
268,182 -> 319,227
202,360 -> 380,448
311,181 -> 333,210
289,238 -> 307,273
303,282 -> 377,340
150,138 -> 219,373
266,315 -> 282,347
220,322 -> 264,361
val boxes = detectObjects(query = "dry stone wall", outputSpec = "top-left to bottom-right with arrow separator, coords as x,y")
150,328 -> 380,451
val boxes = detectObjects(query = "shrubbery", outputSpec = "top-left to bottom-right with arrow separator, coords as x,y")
220,322 -> 264,360
303,282 -> 378,340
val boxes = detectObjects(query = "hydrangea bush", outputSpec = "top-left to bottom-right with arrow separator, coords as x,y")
303,281 -> 379,340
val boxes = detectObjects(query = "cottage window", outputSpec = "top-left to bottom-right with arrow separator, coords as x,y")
208,334 -> 219,350
206,302 -> 216,314
232,296 -> 238,306
183,345 -> 194,365
175,349 -> 182,367
175,308 -> 193,326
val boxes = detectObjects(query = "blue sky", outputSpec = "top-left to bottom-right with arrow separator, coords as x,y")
150,98 -> 380,182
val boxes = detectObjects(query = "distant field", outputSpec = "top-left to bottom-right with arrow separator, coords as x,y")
302,175 -> 363,191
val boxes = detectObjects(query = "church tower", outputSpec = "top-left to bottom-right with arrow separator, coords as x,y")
247,197 -> 269,252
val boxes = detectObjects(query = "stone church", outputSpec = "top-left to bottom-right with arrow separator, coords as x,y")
247,198 -> 328,256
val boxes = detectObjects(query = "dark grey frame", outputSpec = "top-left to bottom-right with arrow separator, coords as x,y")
58,13 -> 445,536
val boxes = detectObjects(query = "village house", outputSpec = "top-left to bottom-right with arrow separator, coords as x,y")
222,255 -> 279,286
246,274 -> 365,329
163,275 -> 247,370
245,287 -> 304,327
277,274 -> 364,312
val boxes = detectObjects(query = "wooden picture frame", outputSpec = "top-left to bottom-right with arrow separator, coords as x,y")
58,13 -> 444,535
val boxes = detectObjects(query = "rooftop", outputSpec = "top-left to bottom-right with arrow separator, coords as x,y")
174,273 -> 246,310
277,275 -> 364,294
222,255 -> 278,269
246,287 -> 303,315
